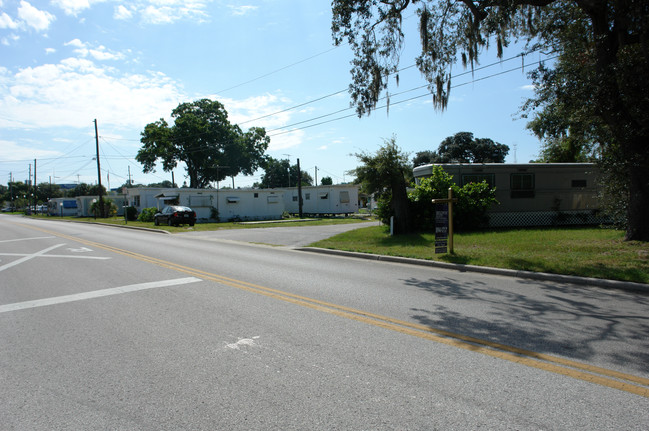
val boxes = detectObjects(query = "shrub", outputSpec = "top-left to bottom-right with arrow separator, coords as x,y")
91,200 -> 118,218
210,206 -> 220,222
123,206 -> 138,221
138,207 -> 157,222
408,166 -> 498,232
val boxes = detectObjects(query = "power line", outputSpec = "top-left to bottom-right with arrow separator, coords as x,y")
215,46 -> 342,94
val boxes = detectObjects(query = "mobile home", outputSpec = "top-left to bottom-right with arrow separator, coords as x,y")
126,187 -> 285,222
413,163 -> 604,227
283,185 -> 359,216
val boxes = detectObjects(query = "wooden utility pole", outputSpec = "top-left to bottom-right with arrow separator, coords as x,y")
94,119 -> 105,217
33,159 -> 36,211
297,158 -> 303,218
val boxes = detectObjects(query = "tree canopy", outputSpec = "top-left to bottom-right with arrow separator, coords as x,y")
137,99 -> 269,189
332,0 -> 649,240
350,136 -> 411,234
255,157 -> 313,188
413,132 -> 508,166
320,176 -> 333,186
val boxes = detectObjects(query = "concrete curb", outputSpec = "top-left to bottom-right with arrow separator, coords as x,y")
23,216 -> 170,234
297,247 -> 649,294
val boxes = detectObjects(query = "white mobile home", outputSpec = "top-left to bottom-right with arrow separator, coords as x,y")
413,163 -> 603,227
126,187 -> 285,222
283,185 -> 359,216
47,198 -> 79,217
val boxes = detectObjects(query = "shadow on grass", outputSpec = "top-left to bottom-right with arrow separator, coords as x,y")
401,275 -> 649,374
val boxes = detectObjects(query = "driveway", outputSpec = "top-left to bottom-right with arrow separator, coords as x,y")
179,221 -> 380,247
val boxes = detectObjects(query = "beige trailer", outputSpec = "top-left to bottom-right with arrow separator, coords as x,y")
413,163 -> 603,227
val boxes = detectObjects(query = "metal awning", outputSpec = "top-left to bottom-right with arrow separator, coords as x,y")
154,193 -> 179,200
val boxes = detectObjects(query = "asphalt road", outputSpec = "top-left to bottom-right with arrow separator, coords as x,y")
1,215 -> 648,430
177,220 -> 380,247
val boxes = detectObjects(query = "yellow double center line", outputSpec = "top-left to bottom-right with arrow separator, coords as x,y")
23,224 -> 649,398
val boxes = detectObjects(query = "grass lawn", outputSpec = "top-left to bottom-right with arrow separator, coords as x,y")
27,214 -> 371,233
310,226 -> 649,284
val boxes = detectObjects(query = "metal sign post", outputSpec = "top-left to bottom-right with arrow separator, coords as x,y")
432,188 -> 457,254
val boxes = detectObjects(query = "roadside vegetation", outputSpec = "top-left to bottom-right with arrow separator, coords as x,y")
23,213 -> 371,232
311,226 -> 649,284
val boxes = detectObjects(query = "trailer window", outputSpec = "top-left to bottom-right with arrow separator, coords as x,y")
511,173 -> 535,198
339,191 -> 350,203
571,179 -> 587,188
319,192 -> 329,200
305,193 -> 310,200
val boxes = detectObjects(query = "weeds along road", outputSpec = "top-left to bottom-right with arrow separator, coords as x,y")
1,215 -> 648,430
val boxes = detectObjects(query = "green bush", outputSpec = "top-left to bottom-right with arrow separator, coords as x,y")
138,207 -> 157,222
408,166 -> 498,231
123,206 -> 138,221
90,200 -> 118,218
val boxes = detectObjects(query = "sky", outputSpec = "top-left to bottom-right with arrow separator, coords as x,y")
0,0 -> 548,190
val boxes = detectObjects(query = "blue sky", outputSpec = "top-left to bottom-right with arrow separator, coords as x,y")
1,0 -> 547,190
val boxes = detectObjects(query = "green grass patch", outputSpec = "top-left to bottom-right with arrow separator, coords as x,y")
28,214 -> 373,232
310,226 -> 649,284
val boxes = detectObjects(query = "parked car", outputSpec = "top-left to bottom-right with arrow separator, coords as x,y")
154,205 -> 197,227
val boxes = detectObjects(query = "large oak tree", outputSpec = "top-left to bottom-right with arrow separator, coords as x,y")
137,99 -> 269,189
332,0 -> 649,241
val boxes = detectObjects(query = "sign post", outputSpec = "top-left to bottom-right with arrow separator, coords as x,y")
432,188 -> 457,254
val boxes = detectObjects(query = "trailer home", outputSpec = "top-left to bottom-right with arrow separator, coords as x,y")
283,185 -> 359,216
413,163 -> 604,227
126,187 -> 285,222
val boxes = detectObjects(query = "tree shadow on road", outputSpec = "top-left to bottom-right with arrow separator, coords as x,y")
401,275 -> 649,374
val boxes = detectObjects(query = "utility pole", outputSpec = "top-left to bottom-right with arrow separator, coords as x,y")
297,158 -> 303,218
215,165 -> 229,213
172,171 -> 175,188
94,119 -> 105,217
28,163 -> 32,213
33,159 -> 37,211
315,166 -> 318,187
283,154 -> 291,187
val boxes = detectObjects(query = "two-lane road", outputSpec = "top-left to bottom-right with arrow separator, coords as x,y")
1,215 -> 648,430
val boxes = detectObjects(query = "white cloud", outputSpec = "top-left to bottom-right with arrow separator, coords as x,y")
51,0 -> 92,16
0,11 -> 20,29
210,93 -> 304,151
64,39 -> 125,61
138,0 -> 209,24
0,56 -> 185,130
520,84 -> 536,91
17,1 -> 55,31
141,5 -> 174,24
227,5 -> 257,16
45,47 -> 56,54
0,139 -> 63,161
113,4 -> 133,20
1,34 -> 20,45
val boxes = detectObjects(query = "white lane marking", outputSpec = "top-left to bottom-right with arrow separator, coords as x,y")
67,247 -> 93,253
0,253 -> 110,260
0,244 -> 64,273
0,277 -> 202,314
225,336 -> 261,350
0,236 -> 55,243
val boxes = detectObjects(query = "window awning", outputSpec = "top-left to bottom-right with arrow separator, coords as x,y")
154,193 -> 179,200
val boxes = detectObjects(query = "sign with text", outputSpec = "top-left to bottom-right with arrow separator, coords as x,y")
435,203 -> 449,254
